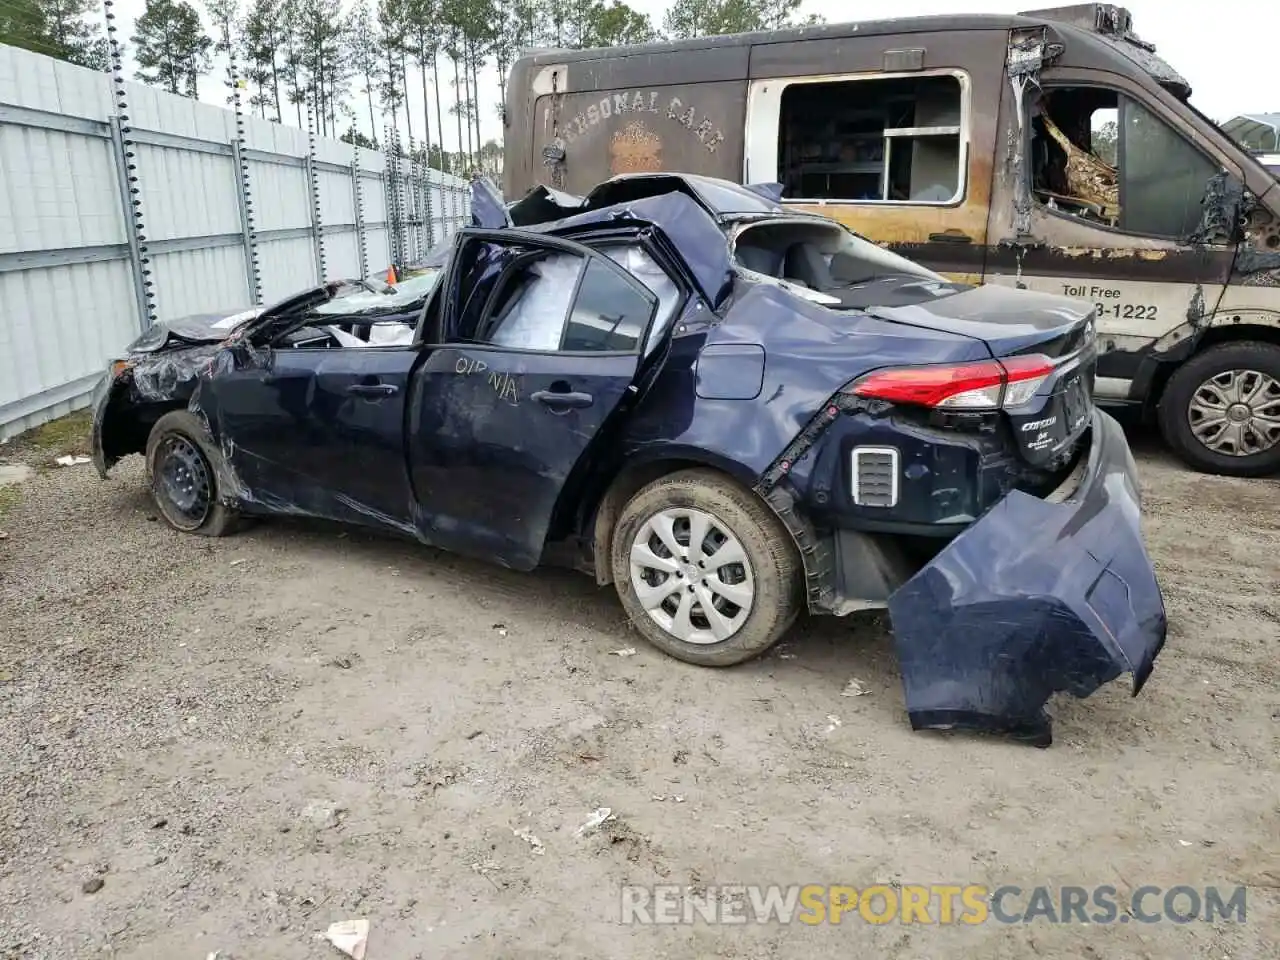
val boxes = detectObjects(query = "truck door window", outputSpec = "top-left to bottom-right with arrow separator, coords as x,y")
776,74 -> 964,204
1032,88 -> 1220,241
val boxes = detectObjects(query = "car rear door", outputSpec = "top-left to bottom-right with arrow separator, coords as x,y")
409,228 -> 662,569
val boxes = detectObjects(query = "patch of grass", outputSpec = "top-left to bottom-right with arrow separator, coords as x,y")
6,409 -> 93,467
0,484 -> 19,522
22,409 -> 92,453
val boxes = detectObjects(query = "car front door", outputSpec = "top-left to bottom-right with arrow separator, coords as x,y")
984,73 -> 1239,404
206,328 -> 419,530
408,228 -> 662,569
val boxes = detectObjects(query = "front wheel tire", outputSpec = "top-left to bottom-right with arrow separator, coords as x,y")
610,469 -> 802,666
145,410 -> 241,537
1157,341 -> 1280,477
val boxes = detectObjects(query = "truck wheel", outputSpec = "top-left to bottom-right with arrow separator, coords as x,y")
610,469 -> 802,666
145,410 -> 241,537
1157,341 -> 1280,477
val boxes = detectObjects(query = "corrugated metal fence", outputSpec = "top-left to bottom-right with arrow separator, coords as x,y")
0,44 -> 471,439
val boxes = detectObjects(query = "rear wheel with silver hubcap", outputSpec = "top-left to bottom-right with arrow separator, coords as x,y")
610,469 -> 801,666
1159,341 -> 1280,477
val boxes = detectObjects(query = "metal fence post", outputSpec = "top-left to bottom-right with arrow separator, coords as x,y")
424,165 -> 436,248
380,168 -> 392,274
305,109 -> 326,284
107,117 -> 151,332
229,140 -> 257,303
351,151 -> 369,280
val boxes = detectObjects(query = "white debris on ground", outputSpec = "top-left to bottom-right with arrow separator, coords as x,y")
841,678 -> 869,697
573,807 -> 615,837
53,456 -> 91,467
318,918 -> 369,959
512,826 -> 544,854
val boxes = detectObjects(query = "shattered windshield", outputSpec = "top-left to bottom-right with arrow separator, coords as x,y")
312,268 -> 441,316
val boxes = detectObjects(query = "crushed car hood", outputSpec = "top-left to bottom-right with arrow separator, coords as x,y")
128,308 -> 264,351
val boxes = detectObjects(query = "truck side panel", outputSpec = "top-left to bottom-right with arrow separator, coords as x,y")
744,29 -> 1008,283
511,45 -> 750,197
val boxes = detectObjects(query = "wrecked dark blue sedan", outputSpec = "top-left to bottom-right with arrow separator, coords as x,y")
91,173 -> 1167,746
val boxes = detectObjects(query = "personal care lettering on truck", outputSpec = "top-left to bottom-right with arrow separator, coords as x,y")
536,84 -> 744,191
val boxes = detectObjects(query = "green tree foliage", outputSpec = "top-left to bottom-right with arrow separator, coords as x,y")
589,0 -> 656,46
294,0 -> 346,134
340,124 -> 376,148
346,0 -> 384,144
1093,120 -> 1118,167
132,0 -> 213,97
243,0 -> 286,120
376,0 -> 409,133
663,0 -> 818,40
0,0 -> 109,69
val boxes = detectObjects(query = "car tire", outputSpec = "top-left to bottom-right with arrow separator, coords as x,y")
1157,341 -> 1280,477
145,410 -> 241,537
610,468 -> 802,666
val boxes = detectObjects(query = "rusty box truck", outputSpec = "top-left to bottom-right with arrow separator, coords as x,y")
502,4 -> 1280,476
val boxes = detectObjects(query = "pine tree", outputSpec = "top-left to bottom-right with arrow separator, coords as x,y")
279,0 -> 306,125
243,0 -> 285,120
375,0 -> 407,135
662,0 -> 820,39
295,0 -> 346,135
43,0 -> 109,68
132,0 -> 213,97
582,0 -> 654,47
1,0 -> 109,68
0,0 -> 45,59
346,0 -> 383,144
405,0 -> 441,164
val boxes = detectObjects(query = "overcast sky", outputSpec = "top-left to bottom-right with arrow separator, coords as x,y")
103,0 -> 1278,153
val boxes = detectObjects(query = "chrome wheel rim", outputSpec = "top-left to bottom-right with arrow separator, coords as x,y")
157,435 -> 212,530
1187,368 -> 1280,457
628,507 -> 754,645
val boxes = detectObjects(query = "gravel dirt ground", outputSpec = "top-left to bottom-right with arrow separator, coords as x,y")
0,415 -> 1277,960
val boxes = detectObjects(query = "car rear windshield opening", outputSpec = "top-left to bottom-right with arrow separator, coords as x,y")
732,220 -> 940,297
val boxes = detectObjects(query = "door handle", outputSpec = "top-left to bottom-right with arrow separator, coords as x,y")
531,389 -> 594,409
928,231 -> 973,244
346,383 -> 399,397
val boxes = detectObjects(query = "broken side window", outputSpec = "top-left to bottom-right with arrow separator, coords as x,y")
772,74 -> 965,204
450,240 -> 658,354
1032,88 -> 1219,241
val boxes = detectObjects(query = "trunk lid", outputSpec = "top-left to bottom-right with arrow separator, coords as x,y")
865,284 -> 1096,359
865,285 -> 1099,468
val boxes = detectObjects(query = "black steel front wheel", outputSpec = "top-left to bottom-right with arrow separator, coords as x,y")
145,410 -> 241,537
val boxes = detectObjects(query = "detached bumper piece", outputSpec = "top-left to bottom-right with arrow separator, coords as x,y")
887,410 -> 1167,747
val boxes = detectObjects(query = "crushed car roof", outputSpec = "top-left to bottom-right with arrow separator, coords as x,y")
469,173 -> 795,304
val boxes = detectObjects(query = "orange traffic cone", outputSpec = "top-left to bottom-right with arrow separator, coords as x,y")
386,264 -> 397,284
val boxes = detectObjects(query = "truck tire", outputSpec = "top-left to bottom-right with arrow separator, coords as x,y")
610,468 -> 802,666
145,410 -> 242,537
1157,341 -> 1280,477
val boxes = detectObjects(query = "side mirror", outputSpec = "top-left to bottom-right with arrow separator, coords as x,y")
1191,172 -> 1249,246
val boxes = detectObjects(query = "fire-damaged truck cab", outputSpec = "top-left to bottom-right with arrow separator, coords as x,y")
503,3 -> 1280,477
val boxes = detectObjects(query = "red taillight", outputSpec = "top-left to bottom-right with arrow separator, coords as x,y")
847,355 -> 1055,410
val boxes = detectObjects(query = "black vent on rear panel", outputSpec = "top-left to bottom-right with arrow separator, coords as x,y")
851,447 -> 900,508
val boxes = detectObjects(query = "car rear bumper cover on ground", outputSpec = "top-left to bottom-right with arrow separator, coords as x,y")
886,409 -> 1168,745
